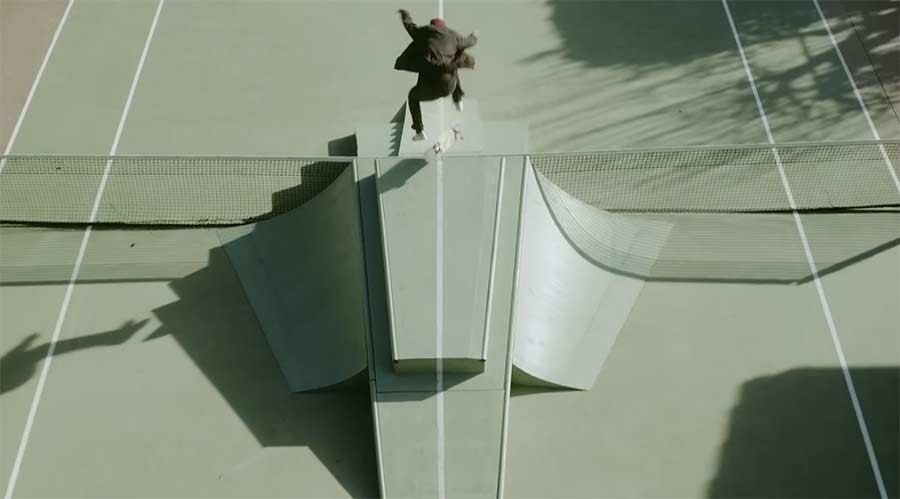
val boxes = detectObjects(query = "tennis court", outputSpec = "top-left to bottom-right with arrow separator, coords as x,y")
1,0 -> 898,497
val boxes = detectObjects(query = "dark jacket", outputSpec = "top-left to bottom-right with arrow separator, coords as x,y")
406,50 -> 475,99
394,10 -> 477,72
395,43 -> 476,73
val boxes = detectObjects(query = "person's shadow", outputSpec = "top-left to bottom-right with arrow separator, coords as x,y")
0,319 -> 148,395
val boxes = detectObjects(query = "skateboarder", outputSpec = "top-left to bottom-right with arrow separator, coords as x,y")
394,10 -> 477,141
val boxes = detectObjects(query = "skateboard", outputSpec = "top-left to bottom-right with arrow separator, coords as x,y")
425,124 -> 462,163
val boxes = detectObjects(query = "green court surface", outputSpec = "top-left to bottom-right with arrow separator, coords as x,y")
1,0 -> 898,498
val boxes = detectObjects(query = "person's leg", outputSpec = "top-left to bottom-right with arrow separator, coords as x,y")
451,72 -> 464,111
408,85 -> 427,140
451,75 -> 464,102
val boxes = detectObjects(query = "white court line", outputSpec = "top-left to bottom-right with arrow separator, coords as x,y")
435,102 -> 447,499
721,2 -> 888,498
435,0 -> 447,489
481,158 -> 506,360
0,0 -> 75,172
435,156 -> 446,498
810,0 -> 900,194
496,159 -> 529,499
3,1 -> 166,498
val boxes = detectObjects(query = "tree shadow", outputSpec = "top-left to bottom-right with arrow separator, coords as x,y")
508,364 -> 898,497
0,319 -> 148,395
523,0 -> 732,70
839,0 -> 899,119
726,0 -> 896,127
708,366 -> 899,497
523,0 -> 898,146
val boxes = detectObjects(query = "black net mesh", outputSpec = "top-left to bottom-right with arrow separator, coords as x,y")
531,141 -> 900,212
0,156 -> 350,225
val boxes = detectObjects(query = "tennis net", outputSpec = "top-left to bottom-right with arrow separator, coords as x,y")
531,140 -> 900,212
528,140 -> 899,283
1,140 -> 897,226
1,142 -> 897,284
0,156 -> 349,225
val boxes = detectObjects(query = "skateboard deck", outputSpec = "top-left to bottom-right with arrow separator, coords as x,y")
425,124 -> 462,163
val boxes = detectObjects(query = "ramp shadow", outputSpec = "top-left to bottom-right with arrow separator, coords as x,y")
327,134 -> 358,157
144,246 -> 377,497
142,166 -> 378,497
377,158 -> 429,193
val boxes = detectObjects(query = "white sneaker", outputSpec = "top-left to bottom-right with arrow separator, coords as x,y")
454,99 -> 464,112
413,131 -> 428,141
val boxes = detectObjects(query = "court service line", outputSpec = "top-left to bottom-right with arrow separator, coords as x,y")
810,0 -> 900,194
434,0 -> 447,494
481,158 -> 507,361
721,2 -> 888,498
3,2 -> 166,498
0,0 -> 75,172
435,150 -> 446,499
496,159 -> 528,499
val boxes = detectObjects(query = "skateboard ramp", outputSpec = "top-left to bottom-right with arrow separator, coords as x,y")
511,160 -> 673,390
360,154 -> 524,498
218,164 -> 369,392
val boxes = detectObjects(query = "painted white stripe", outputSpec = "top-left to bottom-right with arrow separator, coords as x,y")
722,3 -> 888,498
0,0 -> 75,171
436,149 -> 446,499
354,159 -> 387,497
3,2 -> 166,498
374,160 -> 401,361
497,158 -> 529,499
482,158 -> 506,360
3,224 -> 92,499
434,0 -> 449,492
368,380 -> 387,498
810,0 -> 900,194
96,0 -> 167,208
434,29 -> 448,489
435,360 -> 446,499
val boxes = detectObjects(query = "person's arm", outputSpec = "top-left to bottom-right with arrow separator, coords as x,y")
455,51 -> 475,69
399,9 -> 417,39
457,31 -> 478,50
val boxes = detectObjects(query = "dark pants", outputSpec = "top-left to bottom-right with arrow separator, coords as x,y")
408,71 -> 464,133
